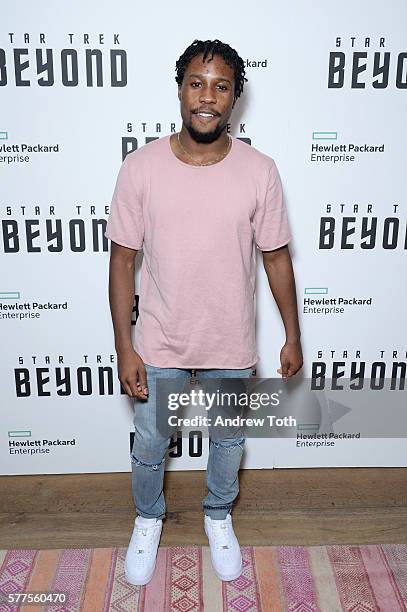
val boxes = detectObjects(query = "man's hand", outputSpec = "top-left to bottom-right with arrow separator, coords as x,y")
277,340 -> 303,378
117,348 -> 149,399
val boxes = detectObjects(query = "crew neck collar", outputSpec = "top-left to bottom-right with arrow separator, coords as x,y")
166,134 -> 235,169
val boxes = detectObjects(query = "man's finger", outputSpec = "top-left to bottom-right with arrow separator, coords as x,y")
281,361 -> 290,378
121,375 -> 145,399
121,380 -> 135,398
132,378 -> 149,400
137,367 -> 149,396
128,378 -> 142,398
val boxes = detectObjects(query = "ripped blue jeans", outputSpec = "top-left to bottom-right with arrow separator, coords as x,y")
130,364 -> 253,520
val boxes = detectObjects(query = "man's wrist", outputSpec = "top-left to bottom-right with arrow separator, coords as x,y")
115,341 -> 134,355
285,335 -> 301,345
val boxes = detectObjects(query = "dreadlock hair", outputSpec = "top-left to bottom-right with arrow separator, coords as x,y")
175,39 -> 247,101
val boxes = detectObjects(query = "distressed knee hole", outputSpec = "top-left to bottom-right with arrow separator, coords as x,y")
131,453 -> 164,471
211,437 -> 245,451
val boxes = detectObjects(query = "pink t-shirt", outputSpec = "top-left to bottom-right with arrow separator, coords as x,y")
105,135 -> 292,369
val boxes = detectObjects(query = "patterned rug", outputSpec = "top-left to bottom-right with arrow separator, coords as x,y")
0,544 -> 406,611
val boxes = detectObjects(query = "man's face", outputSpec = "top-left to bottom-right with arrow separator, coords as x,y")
178,53 -> 235,143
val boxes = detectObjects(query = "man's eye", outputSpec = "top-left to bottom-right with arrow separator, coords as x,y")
191,82 -> 201,87
217,84 -> 227,91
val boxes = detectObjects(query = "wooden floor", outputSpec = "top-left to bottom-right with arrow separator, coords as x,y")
0,468 -> 406,549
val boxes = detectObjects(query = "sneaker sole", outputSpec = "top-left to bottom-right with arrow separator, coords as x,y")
125,563 -> 156,586
213,560 -> 243,582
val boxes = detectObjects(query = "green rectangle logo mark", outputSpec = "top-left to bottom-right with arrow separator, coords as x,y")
9,430 -> 32,438
0,292 -> 20,299
312,132 -> 337,140
304,288 -> 328,295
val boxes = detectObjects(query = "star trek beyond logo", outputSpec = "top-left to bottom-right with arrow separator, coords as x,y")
328,36 -> 406,89
122,121 -> 251,160
311,348 -> 406,389
14,354 -> 127,397
0,33 -> 127,87
1,204 -> 109,253
318,203 -> 406,250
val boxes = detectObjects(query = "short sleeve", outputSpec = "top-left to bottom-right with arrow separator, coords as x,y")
252,161 -> 292,251
104,156 -> 144,250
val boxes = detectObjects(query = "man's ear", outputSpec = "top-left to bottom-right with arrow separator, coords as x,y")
178,85 -> 181,101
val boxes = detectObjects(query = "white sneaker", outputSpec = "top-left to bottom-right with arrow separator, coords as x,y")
204,514 -> 243,581
124,516 -> 163,585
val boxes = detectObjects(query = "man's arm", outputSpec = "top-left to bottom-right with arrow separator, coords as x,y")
108,241 -> 148,399
262,245 -> 303,378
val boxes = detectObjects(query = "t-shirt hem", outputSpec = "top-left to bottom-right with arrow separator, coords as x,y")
142,358 -> 258,370
105,232 -> 143,250
257,236 -> 292,251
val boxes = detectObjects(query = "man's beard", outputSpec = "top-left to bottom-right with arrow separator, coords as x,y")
185,116 -> 227,144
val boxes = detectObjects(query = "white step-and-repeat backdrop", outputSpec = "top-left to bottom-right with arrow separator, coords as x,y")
1,1 -> 405,474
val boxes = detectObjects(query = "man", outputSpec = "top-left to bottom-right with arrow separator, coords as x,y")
105,39 -> 303,586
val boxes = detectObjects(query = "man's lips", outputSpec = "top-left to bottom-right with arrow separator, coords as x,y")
192,108 -> 220,116
192,109 -> 220,123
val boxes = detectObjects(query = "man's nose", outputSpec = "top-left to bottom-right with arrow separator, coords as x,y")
199,85 -> 216,104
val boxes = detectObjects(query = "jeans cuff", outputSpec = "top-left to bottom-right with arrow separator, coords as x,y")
136,511 -> 166,520
203,505 -> 232,520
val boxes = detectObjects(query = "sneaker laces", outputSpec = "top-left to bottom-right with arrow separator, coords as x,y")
131,523 -> 160,556
210,520 -> 233,550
